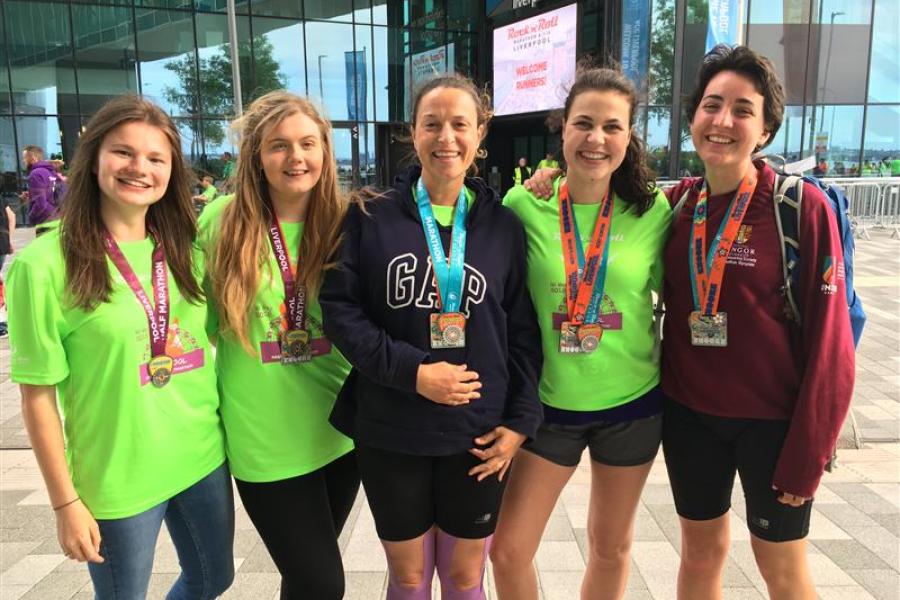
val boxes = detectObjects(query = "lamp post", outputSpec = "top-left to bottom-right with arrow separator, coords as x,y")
317,54 -> 327,102
822,11 -> 844,167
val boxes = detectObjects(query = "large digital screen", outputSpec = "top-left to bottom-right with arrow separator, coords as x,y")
492,4 -> 578,117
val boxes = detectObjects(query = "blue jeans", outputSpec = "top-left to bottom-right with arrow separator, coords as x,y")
88,462 -> 235,600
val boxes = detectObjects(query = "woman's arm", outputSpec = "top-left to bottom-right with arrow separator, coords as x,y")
21,384 -> 103,563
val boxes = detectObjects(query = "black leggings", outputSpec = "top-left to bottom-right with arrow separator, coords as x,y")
235,451 -> 360,600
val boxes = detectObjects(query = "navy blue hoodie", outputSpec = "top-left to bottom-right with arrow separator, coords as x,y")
320,165 -> 543,456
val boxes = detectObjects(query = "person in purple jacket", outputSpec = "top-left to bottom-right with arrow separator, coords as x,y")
319,74 -> 543,600
21,145 -> 65,232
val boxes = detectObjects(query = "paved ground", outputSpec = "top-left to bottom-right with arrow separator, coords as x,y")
1,225 -> 898,599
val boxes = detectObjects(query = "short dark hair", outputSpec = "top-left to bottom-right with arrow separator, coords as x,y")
686,44 -> 785,149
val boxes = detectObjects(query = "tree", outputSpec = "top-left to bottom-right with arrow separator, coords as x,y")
164,35 -> 287,161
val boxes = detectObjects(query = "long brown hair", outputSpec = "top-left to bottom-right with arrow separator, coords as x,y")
60,95 -> 202,311
211,91 -> 345,352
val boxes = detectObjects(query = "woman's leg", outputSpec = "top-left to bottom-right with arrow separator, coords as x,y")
662,399 -> 738,600
433,448 -> 507,599
162,462 -> 235,600
750,536 -> 814,600
356,444 -> 436,599
89,503 -> 168,600
236,452 -> 359,600
677,515 -> 730,600
490,450 -> 576,600
581,460 -> 654,600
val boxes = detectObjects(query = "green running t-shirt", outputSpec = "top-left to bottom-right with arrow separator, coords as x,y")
503,178 -> 671,411
198,196 -> 353,482
7,229 -> 225,519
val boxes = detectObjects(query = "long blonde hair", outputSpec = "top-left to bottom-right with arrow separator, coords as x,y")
210,91 -> 345,352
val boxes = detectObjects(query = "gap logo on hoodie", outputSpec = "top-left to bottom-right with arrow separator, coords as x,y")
387,254 -> 488,317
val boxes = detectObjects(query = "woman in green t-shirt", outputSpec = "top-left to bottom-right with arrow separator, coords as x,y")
491,66 -> 671,599
200,91 -> 358,599
8,96 -> 232,598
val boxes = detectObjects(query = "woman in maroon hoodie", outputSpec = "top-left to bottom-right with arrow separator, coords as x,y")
661,45 -> 854,600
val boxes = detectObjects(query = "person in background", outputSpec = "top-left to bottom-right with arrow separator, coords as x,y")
221,151 -> 236,181
537,152 -> 559,171
192,174 -> 218,212
21,145 -> 65,233
513,157 -> 532,186
0,195 -> 13,337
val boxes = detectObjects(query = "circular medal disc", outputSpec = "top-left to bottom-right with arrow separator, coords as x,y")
148,355 -> 174,388
442,324 -> 463,345
580,334 -> 599,353
283,329 -> 309,358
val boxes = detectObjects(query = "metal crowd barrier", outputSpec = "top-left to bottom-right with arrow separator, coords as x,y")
654,176 -> 900,240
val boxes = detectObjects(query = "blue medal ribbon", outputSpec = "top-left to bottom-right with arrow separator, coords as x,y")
415,178 -> 468,314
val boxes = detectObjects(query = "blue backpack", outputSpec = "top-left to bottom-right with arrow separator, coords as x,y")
773,173 -> 866,348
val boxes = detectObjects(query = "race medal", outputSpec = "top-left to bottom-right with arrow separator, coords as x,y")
148,355 -> 175,388
430,312 -> 466,349
689,311 -> 728,347
558,321 -> 583,354
281,328 -> 312,364
577,323 -> 603,353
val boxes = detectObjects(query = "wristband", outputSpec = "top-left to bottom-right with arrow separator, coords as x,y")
52,497 -> 80,511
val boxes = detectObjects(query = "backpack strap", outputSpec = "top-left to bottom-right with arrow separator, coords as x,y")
773,174 -> 804,326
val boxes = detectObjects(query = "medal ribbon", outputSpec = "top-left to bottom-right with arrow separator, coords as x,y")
558,182 -> 614,325
103,232 -> 169,358
415,178 -> 468,314
688,175 -> 758,315
267,215 -> 307,331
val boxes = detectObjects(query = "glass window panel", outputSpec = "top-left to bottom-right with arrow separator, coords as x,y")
5,1 -> 78,116
372,25 -> 389,121
359,122 -> 376,186
406,0 -> 445,30
862,105 -> 900,176
868,0 -> 900,102
305,21 -> 355,121
71,5 -> 139,115
646,106 -> 670,179
0,10 -> 11,113
195,13 -> 251,114
805,104 -> 863,176
764,105 -> 803,163
251,0 -> 302,18
194,0 -> 248,13
354,26 -> 375,121
201,118 -> 237,178
750,0 -> 810,24
446,0 -> 476,32
14,115 -> 79,166
649,0 -> 675,106
447,31 -> 474,78
139,0 -> 193,9
746,1 -> 810,105
331,125 -> 355,192
174,117 -> 203,167
354,0 -> 372,24
814,0 -> 872,25
807,8 -> 871,104
252,18 -> 305,97
136,8 -> 198,116
1,117 -> 16,175
371,0 -> 387,26
305,0 -> 353,22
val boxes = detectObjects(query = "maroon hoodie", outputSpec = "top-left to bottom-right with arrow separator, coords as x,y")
662,162 -> 855,498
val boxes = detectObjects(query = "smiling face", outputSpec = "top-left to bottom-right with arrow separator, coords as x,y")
95,121 -> 172,217
561,89 -> 632,186
259,111 -> 324,205
413,87 -> 485,184
690,70 -> 770,174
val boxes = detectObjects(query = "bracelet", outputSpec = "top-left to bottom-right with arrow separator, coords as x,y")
52,497 -> 80,511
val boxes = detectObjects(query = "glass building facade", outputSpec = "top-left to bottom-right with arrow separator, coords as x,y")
1,0 -> 898,199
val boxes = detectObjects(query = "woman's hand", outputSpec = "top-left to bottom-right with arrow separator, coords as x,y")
775,489 -> 811,507
56,499 -> 104,563
523,168 -> 563,199
468,426 -> 527,482
416,362 -> 481,406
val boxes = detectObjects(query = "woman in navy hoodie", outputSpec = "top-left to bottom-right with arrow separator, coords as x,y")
320,74 -> 542,600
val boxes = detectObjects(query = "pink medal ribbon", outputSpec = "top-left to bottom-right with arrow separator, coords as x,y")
103,231 -> 174,387
267,216 -> 311,363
